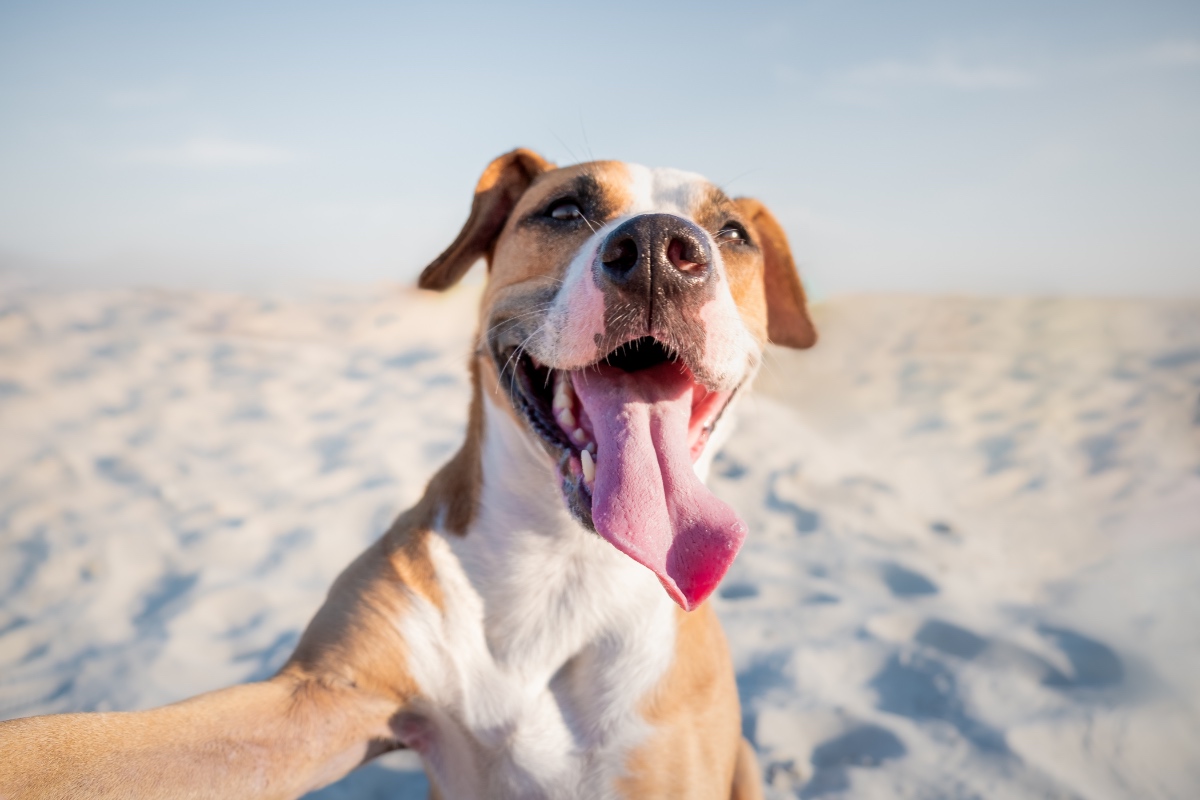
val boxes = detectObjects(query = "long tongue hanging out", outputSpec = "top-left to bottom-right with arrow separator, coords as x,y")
572,362 -> 747,610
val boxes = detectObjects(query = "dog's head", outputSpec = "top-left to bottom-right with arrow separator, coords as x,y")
421,149 -> 816,610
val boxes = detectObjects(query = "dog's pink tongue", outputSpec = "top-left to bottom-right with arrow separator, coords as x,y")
572,362 -> 747,611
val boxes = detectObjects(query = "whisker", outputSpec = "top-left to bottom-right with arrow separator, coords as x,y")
549,129 -> 580,164
502,320 -> 549,397
482,304 -> 555,338
716,167 -> 762,195
579,111 -> 595,163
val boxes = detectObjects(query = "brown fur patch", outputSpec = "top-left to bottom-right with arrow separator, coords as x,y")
731,737 -> 765,800
731,198 -> 817,349
283,538 -> 423,706
616,603 -> 744,799
419,149 -> 554,291
283,357 -> 495,700
481,161 -> 634,312
402,354 -> 486,540
0,677 -> 398,799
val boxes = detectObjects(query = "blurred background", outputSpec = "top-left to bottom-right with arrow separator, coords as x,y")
1,0 -> 1198,297
2,3 -> 1200,799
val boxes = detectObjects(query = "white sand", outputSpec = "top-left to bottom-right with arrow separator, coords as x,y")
1,280 -> 1197,799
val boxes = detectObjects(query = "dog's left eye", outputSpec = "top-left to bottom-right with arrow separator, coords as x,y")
715,222 -> 749,244
547,199 -> 584,221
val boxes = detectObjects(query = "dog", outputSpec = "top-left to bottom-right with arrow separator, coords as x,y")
0,149 -> 816,799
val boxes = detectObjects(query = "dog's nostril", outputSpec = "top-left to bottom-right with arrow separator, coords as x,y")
601,237 -> 639,276
667,238 -> 706,273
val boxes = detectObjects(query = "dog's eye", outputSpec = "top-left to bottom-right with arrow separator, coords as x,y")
547,199 -> 584,221
715,222 -> 749,244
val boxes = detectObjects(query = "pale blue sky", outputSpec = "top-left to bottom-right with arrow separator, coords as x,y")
1,1 -> 1197,296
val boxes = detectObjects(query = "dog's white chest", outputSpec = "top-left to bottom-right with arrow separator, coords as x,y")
396,523 -> 676,800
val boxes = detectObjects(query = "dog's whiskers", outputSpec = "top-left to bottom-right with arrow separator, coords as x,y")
484,304 -> 555,339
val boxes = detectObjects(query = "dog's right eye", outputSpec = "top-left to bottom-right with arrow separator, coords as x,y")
546,199 -> 583,221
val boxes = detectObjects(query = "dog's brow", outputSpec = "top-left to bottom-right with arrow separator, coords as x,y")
521,172 -> 612,224
552,173 -> 602,203
707,186 -> 736,213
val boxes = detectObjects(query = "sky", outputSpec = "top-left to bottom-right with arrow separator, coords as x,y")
0,0 -> 1198,298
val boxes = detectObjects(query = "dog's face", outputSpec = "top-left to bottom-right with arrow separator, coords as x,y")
421,149 -> 815,610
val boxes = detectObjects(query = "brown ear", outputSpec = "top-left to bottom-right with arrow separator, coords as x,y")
418,148 -> 554,290
733,197 -> 818,349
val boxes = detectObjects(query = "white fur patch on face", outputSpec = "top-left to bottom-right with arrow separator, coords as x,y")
623,164 -> 711,216
698,280 -> 763,391
542,236 -> 608,371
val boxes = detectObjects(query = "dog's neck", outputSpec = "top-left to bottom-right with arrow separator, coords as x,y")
476,390 -> 581,546
401,390 -> 684,793
439,388 -> 674,675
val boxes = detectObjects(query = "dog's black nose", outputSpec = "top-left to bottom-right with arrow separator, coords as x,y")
598,214 -> 714,295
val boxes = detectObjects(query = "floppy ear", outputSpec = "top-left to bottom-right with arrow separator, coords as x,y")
733,197 -> 818,349
418,148 -> 555,290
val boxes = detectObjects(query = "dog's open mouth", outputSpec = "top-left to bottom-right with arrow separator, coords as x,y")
499,337 -> 747,610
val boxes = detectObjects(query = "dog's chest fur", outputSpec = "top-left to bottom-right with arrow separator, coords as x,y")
395,398 -> 678,799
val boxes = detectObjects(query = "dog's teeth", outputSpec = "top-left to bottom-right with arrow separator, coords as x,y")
585,442 -> 596,455
552,374 -> 573,411
581,449 -> 595,484
557,408 -> 576,429
572,428 -> 588,445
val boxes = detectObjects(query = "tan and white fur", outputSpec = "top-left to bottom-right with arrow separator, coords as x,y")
0,149 -> 816,799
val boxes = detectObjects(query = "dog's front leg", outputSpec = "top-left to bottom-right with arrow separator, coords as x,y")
0,673 -> 399,800
0,535 -> 432,800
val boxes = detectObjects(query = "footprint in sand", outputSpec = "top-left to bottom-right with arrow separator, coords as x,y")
736,649 -> 795,745
799,724 -> 907,798
913,617 -> 1124,691
1036,625 -> 1124,690
766,469 -> 822,534
869,652 -> 1007,753
879,562 -> 938,597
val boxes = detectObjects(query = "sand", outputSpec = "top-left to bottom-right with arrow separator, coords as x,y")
1,278 -> 1198,799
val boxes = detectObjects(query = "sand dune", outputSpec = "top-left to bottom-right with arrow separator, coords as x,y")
1,280 -> 1197,798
